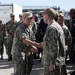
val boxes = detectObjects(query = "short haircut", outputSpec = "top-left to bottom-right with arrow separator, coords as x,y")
69,8 -> 75,14
42,8 -> 56,18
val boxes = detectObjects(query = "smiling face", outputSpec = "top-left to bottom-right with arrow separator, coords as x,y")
22,16 -> 32,27
22,12 -> 33,27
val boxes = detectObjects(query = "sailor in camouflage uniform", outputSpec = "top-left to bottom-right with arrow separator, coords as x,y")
0,20 -> 5,59
17,14 -> 23,25
69,8 -> 75,62
57,13 -> 72,62
5,13 -> 17,61
11,12 -> 39,75
41,8 -> 66,75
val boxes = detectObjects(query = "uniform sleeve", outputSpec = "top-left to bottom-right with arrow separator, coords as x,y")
19,27 -> 29,39
44,27 -> 58,65
14,26 -> 29,40
21,32 -> 28,39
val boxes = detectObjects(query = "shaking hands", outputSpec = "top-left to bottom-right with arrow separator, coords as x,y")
34,42 -> 43,48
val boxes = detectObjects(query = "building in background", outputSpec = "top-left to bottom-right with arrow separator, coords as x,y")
0,3 -> 22,24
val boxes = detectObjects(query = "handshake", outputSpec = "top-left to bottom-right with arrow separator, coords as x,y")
31,42 -> 43,53
34,42 -> 43,48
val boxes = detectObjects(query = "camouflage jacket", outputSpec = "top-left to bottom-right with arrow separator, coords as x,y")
5,20 -> 17,38
0,24 -> 5,41
62,24 -> 72,51
42,20 -> 65,66
11,23 -> 32,56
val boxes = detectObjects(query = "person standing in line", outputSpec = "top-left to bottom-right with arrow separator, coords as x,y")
5,13 -> 17,61
57,13 -> 72,63
69,8 -> 75,63
17,14 -> 23,25
0,20 -> 5,59
68,8 -> 75,75
11,12 -> 39,75
40,8 -> 66,75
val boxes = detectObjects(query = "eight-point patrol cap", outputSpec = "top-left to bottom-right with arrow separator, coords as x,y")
10,13 -> 15,17
19,14 -> 23,17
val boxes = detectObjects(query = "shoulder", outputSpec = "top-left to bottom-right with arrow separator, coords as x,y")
53,21 -> 63,32
31,21 -> 37,26
14,20 -> 17,23
62,24 -> 68,29
2,24 -> 5,28
6,21 -> 11,25
49,21 -> 62,31
50,21 -> 64,36
16,23 -> 26,32
47,25 -> 58,36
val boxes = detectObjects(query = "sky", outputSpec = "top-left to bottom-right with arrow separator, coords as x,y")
0,0 -> 74,11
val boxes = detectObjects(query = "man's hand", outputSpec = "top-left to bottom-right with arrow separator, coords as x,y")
39,42 -> 43,48
34,42 -> 43,48
49,64 -> 55,72
34,42 -> 40,48
31,46 -> 38,53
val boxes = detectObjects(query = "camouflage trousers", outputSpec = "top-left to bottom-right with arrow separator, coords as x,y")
28,54 -> 33,75
7,38 -> 13,57
44,64 -> 67,75
0,40 -> 4,55
4,38 -> 8,54
12,53 -> 33,75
